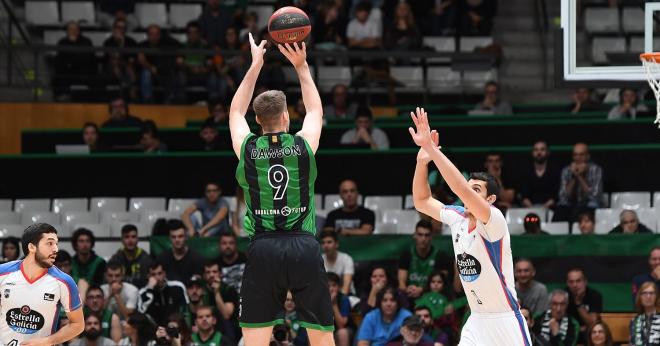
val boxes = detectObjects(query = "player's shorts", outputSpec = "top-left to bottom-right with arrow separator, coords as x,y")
459,311 -> 532,346
239,231 -> 334,332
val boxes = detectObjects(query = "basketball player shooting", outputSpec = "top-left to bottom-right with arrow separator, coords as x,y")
229,33 -> 335,346
408,107 -> 532,346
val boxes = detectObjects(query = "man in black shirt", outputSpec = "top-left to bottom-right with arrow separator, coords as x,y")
197,0 -> 232,48
137,24 -> 182,103
102,19 -> 138,97
520,140 -> 560,208
323,179 -> 376,235
565,268 -> 602,343
138,262 -> 189,326
215,233 -> 246,293
101,96 -> 143,128
156,220 -> 205,283
53,21 -> 96,100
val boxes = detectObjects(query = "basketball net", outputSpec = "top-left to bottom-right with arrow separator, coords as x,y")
640,53 -> 660,127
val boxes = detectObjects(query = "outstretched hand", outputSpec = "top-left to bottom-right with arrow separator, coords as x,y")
248,33 -> 267,67
408,107 -> 435,150
416,130 -> 439,163
278,42 -> 307,68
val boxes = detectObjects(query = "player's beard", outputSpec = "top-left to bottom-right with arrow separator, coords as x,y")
35,250 -> 54,268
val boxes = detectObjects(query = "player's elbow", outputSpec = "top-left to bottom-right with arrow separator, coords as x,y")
72,320 -> 85,337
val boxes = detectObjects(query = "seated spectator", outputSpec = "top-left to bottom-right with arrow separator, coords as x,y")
53,21 -> 96,101
471,81 -> 512,115
82,122 -> 101,152
324,84 -> 358,119
101,96 -> 143,128
532,290 -> 580,346
192,305 -> 228,345
109,224 -> 153,287
414,272 -> 450,319
198,0 -> 232,48
118,313 -> 156,346
632,247 -> 660,300
0,236 -> 20,263
140,123 -> 168,153
520,307 -> 543,346
384,2 -> 422,52
71,228 -> 107,286
206,99 -> 229,125
215,232 -> 246,293
138,25 -> 182,103
70,312 -> 116,346
83,286 -> 122,343
428,0 -> 457,36
199,120 -> 224,151
291,98 -> 307,121
328,272 -> 354,346
174,21 -> 215,103
320,230 -> 355,295
156,220 -> 205,282
608,88 -> 648,120
55,250 -> 89,300
483,152 -> 515,211
283,291 -> 309,346
399,220 -> 453,301
609,209 -> 654,234
101,262 -> 139,320
514,258 -> 549,316
520,140 -> 560,208
137,262 -> 189,326
357,286 -> 413,346
340,107 -> 390,150
587,321 -> 614,346
522,213 -> 549,235
103,18 -> 138,99
154,314 -> 193,346
323,179 -> 376,235
385,315 -> 433,346
98,0 -> 137,29
458,0 -> 496,35
239,12 -> 263,45
201,261 -> 239,332
630,281 -> 660,345
313,1 -> 348,51
566,268 -> 602,342
576,211 -> 596,234
554,143 -> 604,222
360,266 -> 409,315
569,88 -> 601,114
182,182 -> 231,236
413,306 -> 450,346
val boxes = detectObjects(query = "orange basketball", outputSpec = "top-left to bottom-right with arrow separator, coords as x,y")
268,7 -> 311,44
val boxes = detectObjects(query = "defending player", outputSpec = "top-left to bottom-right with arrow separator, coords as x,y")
408,108 -> 531,346
229,34 -> 334,346
0,223 -> 84,346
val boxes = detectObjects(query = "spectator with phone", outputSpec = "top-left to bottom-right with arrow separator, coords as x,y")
154,313 -> 192,346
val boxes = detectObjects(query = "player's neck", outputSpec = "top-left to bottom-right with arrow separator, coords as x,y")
262,126 -> 286,134
22,256 -> 48,280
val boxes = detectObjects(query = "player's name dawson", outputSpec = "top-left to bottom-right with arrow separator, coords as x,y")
250,145 -> 303,160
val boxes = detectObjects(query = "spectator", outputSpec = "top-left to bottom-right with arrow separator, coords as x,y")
323,84 -> 358,119
199,120 -> 224,151
201,261 -> 239,326
384,2 -> 422,51
608,88 -> 648,120
313,1 -> 348,51
340,107 -> 390,150
576,211 -> 596,235
291,98 -> 307,121
483,152 -> 515,211
53,21 -> 96,100
1,236 -> 20,263
428,0 -> 457,36
385,315 -> 433,346
360,266 -> 408,315
103,18 -> 138,99
198,0 -> 233,48
82,122 -> 101,152
632,247 -> 660,300
154,314 -> 193,346
156,219 -> 205,282
101,262 -> 139,320
414,271 -> 450,319
109,224 -> 153,288
520,307 -> 542,346
471,81 -> 512,115
532,289 -> 580,346
185,276 -> 207,323
609,209 -> 654,234
630,281 -> 660,346
174,21 -> 215,104
238,12 -> 263,45
320,230 -> 355,295
566,268 -> 602,341
569,88 -> 601,114
98,0 -> 137,29
458,0 -> 497,35
282,290 -> 309,346
554,143 -> 604,222
413,306 -> 450,346
206,99 -> 229,125
357,286 -> 413,346
514,258 -> 549,316
70,312 -> 116,346
56,250 -> 89,300
347,2 -> 382,49
83,286 -> 122,343
399,220 -> 453,301
522,213 -> 549,235
101,96 -> 143,128
118,313 -> 156,346
71,228 -> 107,286
215,232 -> 247,293
520,140 -> 560,208
328,272 -> 353,346
138,25 -> 182,103
182,182 -> 231,236
192,305 -> 228,345
323,179 -> 376,235
587,321 -> 614,346
138,262 -> 189,326
140,123 -> 168,153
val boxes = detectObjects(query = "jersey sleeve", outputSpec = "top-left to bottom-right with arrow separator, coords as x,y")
479,207 -> 508,241
440,205 -> 466,226
56,272 -> 83,312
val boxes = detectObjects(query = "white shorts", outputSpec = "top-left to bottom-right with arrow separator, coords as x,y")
458,311 -> 532,346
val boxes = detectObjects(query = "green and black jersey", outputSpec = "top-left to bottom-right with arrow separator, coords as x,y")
236,132 -> 317,237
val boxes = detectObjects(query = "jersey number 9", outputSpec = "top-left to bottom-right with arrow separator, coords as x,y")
268,164 -> 290,200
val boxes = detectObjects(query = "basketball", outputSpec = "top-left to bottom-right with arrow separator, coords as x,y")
268,6 -> 311,44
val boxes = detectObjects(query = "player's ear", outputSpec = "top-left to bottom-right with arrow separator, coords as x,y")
486,194 -> 497,205
28,242 -> 36,254
255,116 -> 262,126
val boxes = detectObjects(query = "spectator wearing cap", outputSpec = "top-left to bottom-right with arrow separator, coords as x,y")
385,315 -> 434,346
522,213 -> 549,235
185,275 -> 206,323
357,286 -> 412,346
71,228 -> 107,286
156,219 -> 205,283
109,224 -> 153,288
608,210 -> 654,234
340,106 -> 390,150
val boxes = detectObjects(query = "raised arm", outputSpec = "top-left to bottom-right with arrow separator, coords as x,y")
412,130 -> 445,221
409,107 -> 492,224
229,33 -> 266,158
279,42 -> 323,153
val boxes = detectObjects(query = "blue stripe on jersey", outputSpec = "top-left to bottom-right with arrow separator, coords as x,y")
48,266 -> 82,311
51,304 -> 60,334
513,310 -> 531,346
444,205 -> 466,215
0,260 -> 21,276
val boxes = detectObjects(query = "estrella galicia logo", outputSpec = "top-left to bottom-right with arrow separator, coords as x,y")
456,253 -> 482,282
6,305 -> 44,334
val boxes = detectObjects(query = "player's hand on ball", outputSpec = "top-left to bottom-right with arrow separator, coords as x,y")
278,42 -> 307,69
408,107 -> 435,149
248,33 -> 267,67
416,130 -> 439,163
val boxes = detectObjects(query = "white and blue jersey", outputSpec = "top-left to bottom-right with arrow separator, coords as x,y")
0,260 -> 81,346
440,205 -> 531,346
